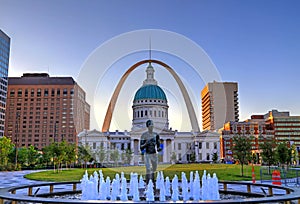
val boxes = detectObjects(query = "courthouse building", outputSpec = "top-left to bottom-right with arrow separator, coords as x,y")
78,63 -> 220,165
5,73 -> 90,150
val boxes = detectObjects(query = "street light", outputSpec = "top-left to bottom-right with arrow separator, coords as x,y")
15,112 -> 20,169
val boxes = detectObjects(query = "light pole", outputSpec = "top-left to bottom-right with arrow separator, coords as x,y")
84,129 -> 88,146
84,129 -> 88,169
15,112 -> 20,169
54,121 -> 59,143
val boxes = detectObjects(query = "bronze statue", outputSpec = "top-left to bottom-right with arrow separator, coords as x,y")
140,120 -> 161,184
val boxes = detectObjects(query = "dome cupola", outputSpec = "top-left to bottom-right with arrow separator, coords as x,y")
131,63 -> 169,131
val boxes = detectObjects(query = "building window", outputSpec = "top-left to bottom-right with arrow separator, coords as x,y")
178,143 -> 181,150
214,142 -> 217,149
206,153 -> 210,160
44,89 -> 48,97
31,89 -> 34,97
93,142 -> 96,149
63,88 -> 67,96
37,89 -> 41,97
199,142 -> 202,149
57,89 -> 60,96
51,89 -> 55,97
17,89 -> 22,97
206,142 -> 210,149
141,111 -> 143,117
199,153 -> 202,160
10,89 -> 15,97
25,89 -> 28,97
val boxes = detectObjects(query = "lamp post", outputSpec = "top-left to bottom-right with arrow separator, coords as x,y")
15,112 -> 20,169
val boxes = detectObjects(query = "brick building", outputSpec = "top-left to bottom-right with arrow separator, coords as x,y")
220,115 -> 274,163
5,73 -> 90,149
220,110 -> 300,163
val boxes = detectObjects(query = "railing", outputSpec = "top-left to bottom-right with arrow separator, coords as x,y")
260,166 -> 300,186
0,181 -> 300,203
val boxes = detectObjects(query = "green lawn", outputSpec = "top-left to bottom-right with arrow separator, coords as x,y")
24,164 -> 260,182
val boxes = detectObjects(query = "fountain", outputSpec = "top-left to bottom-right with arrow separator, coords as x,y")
171,174 -> 179,201
1,170 -> 297,204
80,170 -> 221,201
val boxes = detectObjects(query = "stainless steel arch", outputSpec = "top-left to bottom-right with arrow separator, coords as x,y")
102,59 -> 200,132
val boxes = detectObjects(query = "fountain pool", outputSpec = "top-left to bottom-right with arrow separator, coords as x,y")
80,170 -> 220,201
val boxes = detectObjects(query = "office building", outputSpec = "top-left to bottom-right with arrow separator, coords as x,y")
264,109 -> 300,146
0,29 -> 10,136
202,81 -> 239,131
5,73 -> 90,149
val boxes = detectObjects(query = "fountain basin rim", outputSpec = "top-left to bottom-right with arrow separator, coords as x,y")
0,181 -> 299,203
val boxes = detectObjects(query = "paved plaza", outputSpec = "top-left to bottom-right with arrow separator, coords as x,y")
0,170 -> 45,188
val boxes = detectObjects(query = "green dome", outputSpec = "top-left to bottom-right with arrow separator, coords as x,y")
134,85 -> 167,101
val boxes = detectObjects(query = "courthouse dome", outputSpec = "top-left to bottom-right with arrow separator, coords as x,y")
134,84 -> 167,101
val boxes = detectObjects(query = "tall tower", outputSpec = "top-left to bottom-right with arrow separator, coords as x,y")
132,63 -> 169,131
0,29 -> 10,137
202,81 -> 239,131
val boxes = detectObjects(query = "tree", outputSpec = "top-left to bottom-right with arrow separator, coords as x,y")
212,152 -> 218,163
52,142 -> 65,172
17,147 -> 29,167
124,148 -> 133,165
78,145 -> 93,168
170,152 -> 177,164
27,145 -> 40,168
110,149 -> 119,167
251,153 -> 257,164
276,142 -> 289,168
64,142 -> 76,169
0,136 -> 14,168
290,144 -> 298,166
97,146 -> 106,166
259,139 -> 277,173
232,135 -> 252,177
42,144 -> 54,167
286,144 -> 298,167
43,142 -> 67,172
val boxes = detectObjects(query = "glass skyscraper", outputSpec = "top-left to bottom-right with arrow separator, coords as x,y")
0,29 -> 10,137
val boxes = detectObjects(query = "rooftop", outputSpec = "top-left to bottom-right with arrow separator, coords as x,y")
8,73 -> 75,85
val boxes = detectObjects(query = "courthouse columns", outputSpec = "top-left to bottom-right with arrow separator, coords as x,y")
163,139 -> 167,163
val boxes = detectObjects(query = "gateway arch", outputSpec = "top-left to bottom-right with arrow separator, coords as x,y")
102,59 -> 200,132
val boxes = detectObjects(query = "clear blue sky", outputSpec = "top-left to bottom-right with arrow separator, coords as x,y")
1,0 -> 300,131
